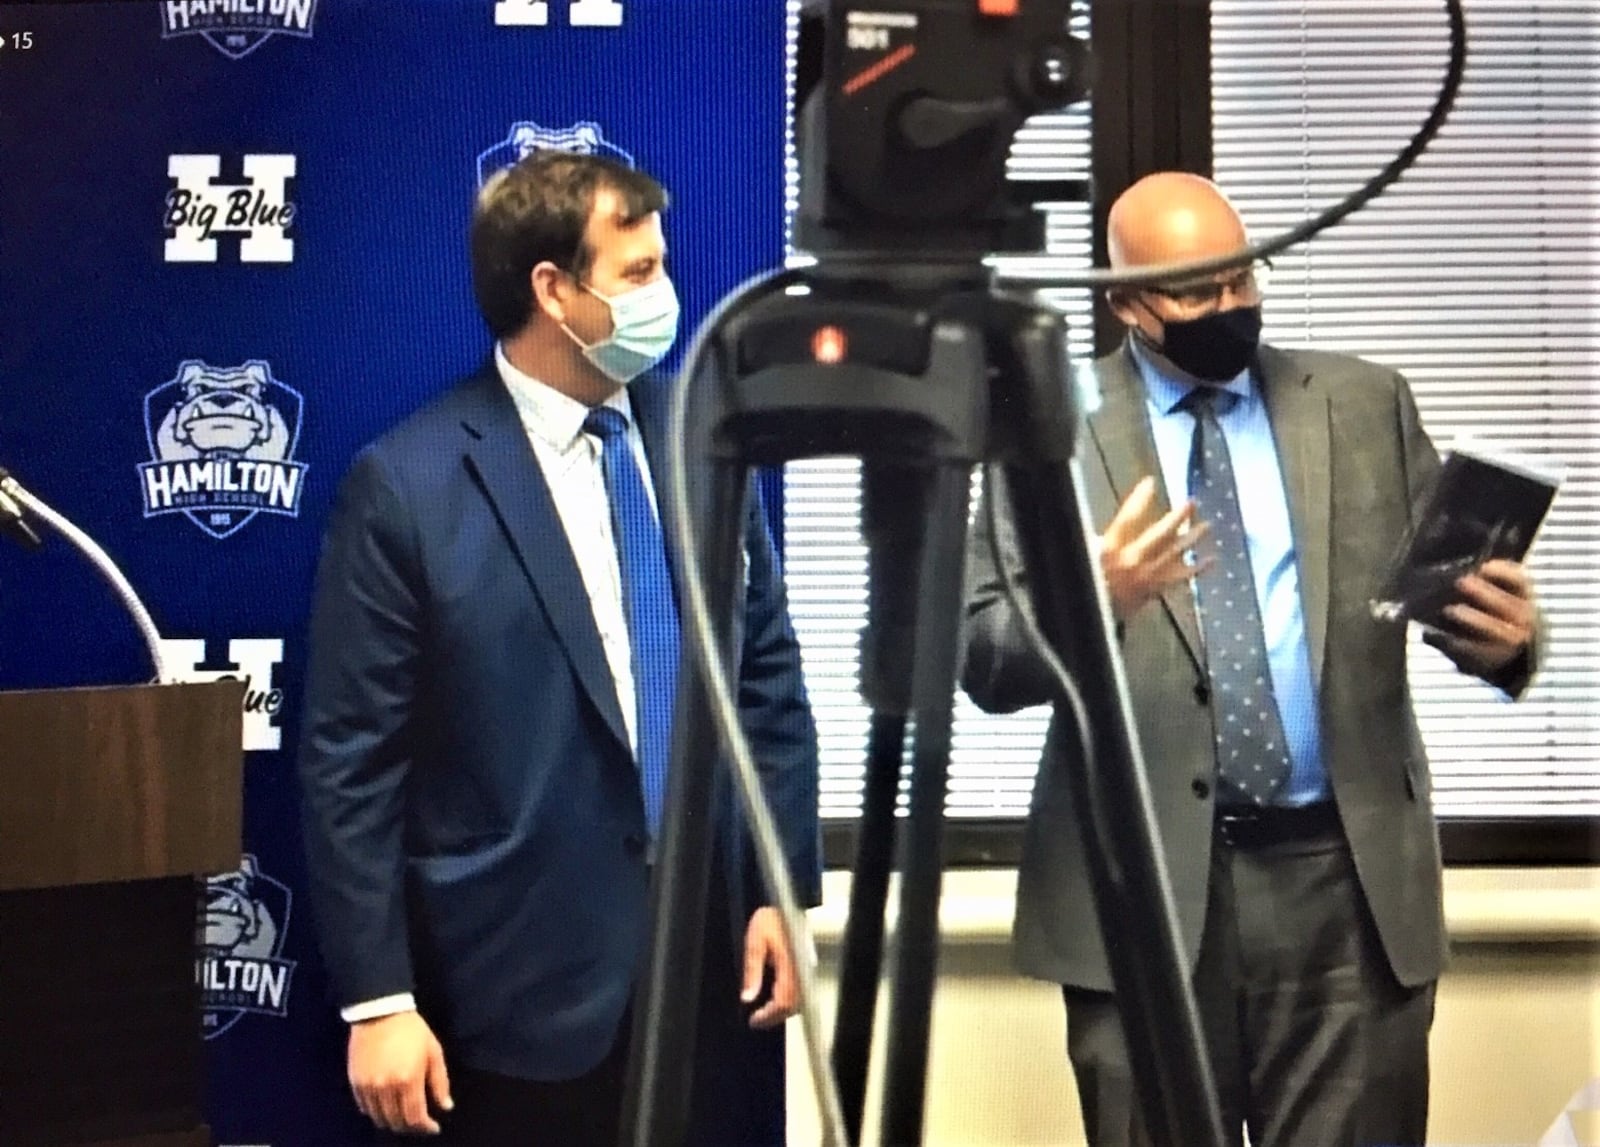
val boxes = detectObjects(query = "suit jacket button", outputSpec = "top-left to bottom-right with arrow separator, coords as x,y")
1194,682 -> 1211,705
623,833 -> 646,856
1192,778 -> 1211,800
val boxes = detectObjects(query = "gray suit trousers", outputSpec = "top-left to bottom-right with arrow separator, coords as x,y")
1063,822 -> 1434,1147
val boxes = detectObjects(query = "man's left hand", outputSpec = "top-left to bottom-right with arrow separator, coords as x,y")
1423,558 -> 1536,676
741,907 -> 799,1029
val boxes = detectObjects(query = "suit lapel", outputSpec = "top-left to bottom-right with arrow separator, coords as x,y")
456,368 -> 631,750
1258,346 -> 1331,691
1086,347 -> 1204,674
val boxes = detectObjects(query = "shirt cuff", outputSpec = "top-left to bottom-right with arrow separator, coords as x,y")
340,993 -> 417,1024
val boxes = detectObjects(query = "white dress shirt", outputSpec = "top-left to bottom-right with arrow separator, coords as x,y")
342,347 -> 658,1025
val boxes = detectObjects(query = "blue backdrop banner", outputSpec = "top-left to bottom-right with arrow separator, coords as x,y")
0,2 -> 788,1142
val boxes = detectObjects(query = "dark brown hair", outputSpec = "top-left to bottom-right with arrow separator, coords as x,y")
469,150 -> 668,340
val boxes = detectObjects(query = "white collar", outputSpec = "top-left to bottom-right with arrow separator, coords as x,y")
494,343 -> 633,452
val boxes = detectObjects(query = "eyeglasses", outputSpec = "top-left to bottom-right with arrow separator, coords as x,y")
1142,259 -> 1272,317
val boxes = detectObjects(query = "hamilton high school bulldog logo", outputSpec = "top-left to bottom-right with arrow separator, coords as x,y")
476,119 -> 635,186
200,855 -> 297,1039
139,360 -> 308,539
161,0 -> 318,61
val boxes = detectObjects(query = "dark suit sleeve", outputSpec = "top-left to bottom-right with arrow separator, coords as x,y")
961,469 -> 1061,714
736,485 -> 823,908
297,447 -> 422,1007
1396,372 -> 1541,698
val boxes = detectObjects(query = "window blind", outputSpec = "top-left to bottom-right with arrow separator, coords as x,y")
782,1 -> 1597,821
1210,0 -> 1599,817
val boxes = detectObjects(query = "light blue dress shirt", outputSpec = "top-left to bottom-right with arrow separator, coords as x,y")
1128,339 -> 1329,806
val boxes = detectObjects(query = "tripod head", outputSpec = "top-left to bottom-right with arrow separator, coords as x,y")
794,0 -> 1090,265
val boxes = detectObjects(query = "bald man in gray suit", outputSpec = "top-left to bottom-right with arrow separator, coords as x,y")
963,173 -> 1539,1147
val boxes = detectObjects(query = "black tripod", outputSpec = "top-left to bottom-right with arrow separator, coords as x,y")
619,265 -> 1227,1147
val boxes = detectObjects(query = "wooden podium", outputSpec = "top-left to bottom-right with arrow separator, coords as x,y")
0,681 -> 244,1147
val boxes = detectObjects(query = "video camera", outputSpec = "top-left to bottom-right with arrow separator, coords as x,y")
794,0 -> 1090,261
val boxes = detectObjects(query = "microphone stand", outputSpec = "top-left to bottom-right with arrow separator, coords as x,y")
0,467 -> 170,682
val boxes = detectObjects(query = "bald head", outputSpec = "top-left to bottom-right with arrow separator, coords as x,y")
1107,172 -> 1249,270
1104,173 -> 1266,381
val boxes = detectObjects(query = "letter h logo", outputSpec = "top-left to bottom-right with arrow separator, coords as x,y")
164,154 -> 298,264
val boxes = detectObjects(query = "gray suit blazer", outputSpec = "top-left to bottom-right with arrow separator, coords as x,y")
963,342 -> 1535,993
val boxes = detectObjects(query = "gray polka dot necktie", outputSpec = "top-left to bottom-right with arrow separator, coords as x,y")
1180,385 -> 1293,806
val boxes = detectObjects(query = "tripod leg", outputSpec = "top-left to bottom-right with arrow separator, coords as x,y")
620,458 -> 750,1147
832,708 -> 906,1144
1006,456 -> 1229,1147
878,462 -> 974,1146
833,459 -> 931,1144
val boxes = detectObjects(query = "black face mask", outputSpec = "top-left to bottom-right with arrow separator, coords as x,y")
1146,304 -> 1263,382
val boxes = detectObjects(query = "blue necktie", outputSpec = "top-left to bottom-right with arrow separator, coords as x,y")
584,406 -> 679,836
1181,386 -> 1293,806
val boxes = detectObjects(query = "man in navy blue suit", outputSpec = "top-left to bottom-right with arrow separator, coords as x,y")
298,149 -> 821,1144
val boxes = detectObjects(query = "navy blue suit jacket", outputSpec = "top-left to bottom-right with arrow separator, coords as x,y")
298,361 -> 821,1081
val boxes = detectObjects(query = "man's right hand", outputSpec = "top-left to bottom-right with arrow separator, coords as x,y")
348,1010 -> 454,1136
1100,475 -> 1210,622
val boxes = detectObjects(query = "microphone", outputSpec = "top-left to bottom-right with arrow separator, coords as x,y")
0,467 -> 44,550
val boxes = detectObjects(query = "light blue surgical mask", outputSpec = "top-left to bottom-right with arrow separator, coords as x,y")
563,275 -> 680,384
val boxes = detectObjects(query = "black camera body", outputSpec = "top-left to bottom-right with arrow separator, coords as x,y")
794,0 -> 1089,262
